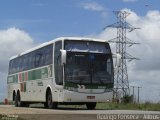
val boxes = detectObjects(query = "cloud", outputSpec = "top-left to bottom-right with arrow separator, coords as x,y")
0,28 -> 36,72
123,0 -> 138,2
0,72 -> 7,101
79,2 -> 108,19
80,2 -> 105,11
123,9 -> 160,71
0,28 -> 36,101
90,9 -> 160,102
32,3 -> 47,7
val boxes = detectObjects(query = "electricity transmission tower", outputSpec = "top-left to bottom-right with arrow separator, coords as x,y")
104,11 -> 139,101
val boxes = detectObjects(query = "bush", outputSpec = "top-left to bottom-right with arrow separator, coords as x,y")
122,95 -> 133,103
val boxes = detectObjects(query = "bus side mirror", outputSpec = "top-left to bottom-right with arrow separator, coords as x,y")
112,53 -> 121,68
60,49 -> 67,65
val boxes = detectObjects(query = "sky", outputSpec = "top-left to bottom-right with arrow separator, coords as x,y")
0,0 -> 160,102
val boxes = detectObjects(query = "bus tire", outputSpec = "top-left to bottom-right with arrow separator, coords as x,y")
15,91 -> 25,107
44,102 -> 48,108
86,102 -> 96,110
23,102 -> 29,107
15,92 -> 20,107
13,93 -> 17,107
46,90 -> 58,109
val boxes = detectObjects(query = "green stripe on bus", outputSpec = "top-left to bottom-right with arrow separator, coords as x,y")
28,69 -> 41,80
22,73 -> 25,82
7,74 -> 18,84
41,67 -> 48,79
7,65 -> 52,84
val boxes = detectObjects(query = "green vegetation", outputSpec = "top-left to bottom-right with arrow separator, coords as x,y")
0,101 -> 14,105
58,102 -> 160,111
96,102 -> 160,111
121,95 -> 133,103
0,114 -> 25,120
1,101 -> 160,111
49,102 -> 159,111
0,102 -> 4,105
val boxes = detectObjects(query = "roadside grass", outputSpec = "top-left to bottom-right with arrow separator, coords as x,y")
96,102 -> 160,111
53,102 -> 160,111
0,102 -> 4,105
1,101 -> 160,111
0,114 -> 25,120
0,101 -> 13,105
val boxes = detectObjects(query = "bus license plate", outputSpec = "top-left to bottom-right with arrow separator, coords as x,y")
87,96 -> 95,99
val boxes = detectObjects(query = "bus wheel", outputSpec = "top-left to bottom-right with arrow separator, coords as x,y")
86,102 -> 96,110
15,92 -> 21,107
44,102 -> 48,108
13,94 -> 17,107
15,91 -> 24,107
23,102 -> 29,107
46,90 -> 58,109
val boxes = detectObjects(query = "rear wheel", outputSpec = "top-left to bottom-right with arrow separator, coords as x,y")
15,91 -> 27,107
15,92 -> 21,107
86,102 -> 96,110
46,90 -> 58,109
13,94 -> 17,107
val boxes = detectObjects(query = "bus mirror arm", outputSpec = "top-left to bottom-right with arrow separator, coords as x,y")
60,49 -> 67,65
112,53 -> 122,68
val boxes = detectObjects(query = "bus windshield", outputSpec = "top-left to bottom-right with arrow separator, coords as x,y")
64,41 -> 113,85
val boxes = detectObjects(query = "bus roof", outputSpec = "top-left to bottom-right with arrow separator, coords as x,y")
10,37 -> 108,60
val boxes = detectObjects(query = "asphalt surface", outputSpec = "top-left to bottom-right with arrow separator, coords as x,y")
0,105 -> 160,120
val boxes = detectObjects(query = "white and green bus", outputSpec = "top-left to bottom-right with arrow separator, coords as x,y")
7,37 -> 120,109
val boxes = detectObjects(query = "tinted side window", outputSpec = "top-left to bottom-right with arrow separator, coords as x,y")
54,41 -> 63,85
23,55 -> 28,71
14,58 -> 19,73
35,49 -> 43,67
44,45 -> 53,65
34,44 -> 53,67
9,60 -> 13,74
8,44 -> 53,74
27,52 -> 34,69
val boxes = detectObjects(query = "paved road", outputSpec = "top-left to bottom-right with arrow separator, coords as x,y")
0,105 -> 160,120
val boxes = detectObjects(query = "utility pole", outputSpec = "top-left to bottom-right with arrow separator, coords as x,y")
131,86 -> 135,103
104,11 -> 140,101
130,86 -> 142,103
137,86 -> 142,103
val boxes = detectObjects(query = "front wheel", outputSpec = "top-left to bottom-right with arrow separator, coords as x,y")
46,90 -> 58,109
86,102 -> 96,110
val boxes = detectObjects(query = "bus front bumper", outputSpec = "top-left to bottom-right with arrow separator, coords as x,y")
61,90 -> 113,102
